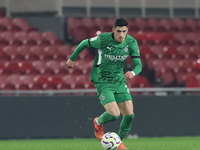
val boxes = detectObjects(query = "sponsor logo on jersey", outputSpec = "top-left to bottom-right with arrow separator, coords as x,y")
104,54 -> 128,61
90,36 -> 98,41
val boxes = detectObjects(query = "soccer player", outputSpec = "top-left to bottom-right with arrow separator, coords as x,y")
66,18 -> 142,149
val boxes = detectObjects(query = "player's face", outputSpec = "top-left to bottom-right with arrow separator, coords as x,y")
112,26 -> 128,43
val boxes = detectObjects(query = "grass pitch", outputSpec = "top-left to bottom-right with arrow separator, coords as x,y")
0,136 -> 200,150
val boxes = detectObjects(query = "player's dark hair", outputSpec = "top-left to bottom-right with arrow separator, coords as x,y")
113,18 -> 128,28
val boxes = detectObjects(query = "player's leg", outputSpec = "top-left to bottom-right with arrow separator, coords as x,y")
116,100 -> 134,149
94,102 -> 120,141
118,100 -> 135,140
115,82 -> 135,141
94,83 -> 120,141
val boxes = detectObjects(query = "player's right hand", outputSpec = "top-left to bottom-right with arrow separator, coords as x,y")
66,59 -> 75,68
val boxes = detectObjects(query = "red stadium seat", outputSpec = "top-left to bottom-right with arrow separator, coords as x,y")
0,38 -> 9,46
18,61 -> 35,74
17,45 -> 39,61
43,82 -> 57,90
88,25 -> 100,37
0,18 -> 15,31
73,25 -> 88,43
127,75 -> 151,88
150,45 -> 165,59
185,76 -> 200,87
57,61 -> 70,75
165,59 -> 180,72
139,45 -> 153,59
30,83 -> 43,90
72,83 -> 85,90
93,18 -> 107,30
17,84 -> 29,90
190,46 -> 200,59
76,75 -> 92,89
0,24 -> 6,32
159,19 -> 172,31
30,46 -> 53,61
63,75 -> 79,89
177,46 -> 197,60
187,33 -> 200,45
0,75 -> 8,89
34,76 -> 49,86
28,31 -> 50,46
6,74 -> 22,89
0,24 -> 7,32
45,60 -> 61,74
134,31 -> 148,41
14,31 -> 28,44
185,19 -> 198,31
66,17 -> 82,37
0,62 -> 4,74
43,31 -> 64,45
3,45 -> 24,61
146,18 -> 159,29
163,45 -> 180,59
19,75 -> 37,89
175,68 -> 188,85
44,45 -> 60,60
58,45 -> 73,57
133,18 -> 147,28
0,75 -> 16,91
81,17 -> 94,28
57,83 -> 71,90
12,17 -> 31,31
4,62 -> 22,74
48,76 -> 63,85
152,59 -> 168,78
32,60 -> 46,74
1,83 -> 15,90
147,32 -> 164,44
179,60 -> 195,72
160,71 -> 176,86
171,18 -> 185,30
142,25 -> 154,32
0,31 -> 15,45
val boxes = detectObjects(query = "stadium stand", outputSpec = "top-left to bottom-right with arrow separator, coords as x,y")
0,15 -> 200,92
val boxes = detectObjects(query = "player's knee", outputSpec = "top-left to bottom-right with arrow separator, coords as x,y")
109,114 -> 120,121
107,108 -> 120,117
124,113 -> 135,122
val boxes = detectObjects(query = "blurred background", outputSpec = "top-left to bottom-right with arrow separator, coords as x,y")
0,0 -> 200,139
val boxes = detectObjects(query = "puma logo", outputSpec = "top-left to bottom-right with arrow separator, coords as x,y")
107,46 -> 111,51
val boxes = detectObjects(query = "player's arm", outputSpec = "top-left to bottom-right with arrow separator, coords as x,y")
66,39 -> 90,68
66,36 -> 101,68
125,58 -> 142,79
125,41 -> 142,79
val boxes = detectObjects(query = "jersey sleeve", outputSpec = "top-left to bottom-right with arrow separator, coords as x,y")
88,35 -> 101,49
129,40 -> 142,76
69,35 -> 102,61
69,39 -> 90,61
129,40 -> 140,57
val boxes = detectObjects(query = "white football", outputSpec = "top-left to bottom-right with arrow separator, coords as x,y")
101,132 -> 121,150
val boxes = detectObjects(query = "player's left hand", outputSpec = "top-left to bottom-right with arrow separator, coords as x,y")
125,71 -> 134,80
66,59 -> 75,68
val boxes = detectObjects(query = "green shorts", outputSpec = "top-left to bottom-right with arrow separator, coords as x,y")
94,81 -> 132,106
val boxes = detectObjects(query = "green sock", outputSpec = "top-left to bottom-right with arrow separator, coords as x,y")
98,112 -> 119,125
118,114 -> 135,140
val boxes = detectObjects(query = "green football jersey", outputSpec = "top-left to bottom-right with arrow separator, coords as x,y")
88,32 -> 140,83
